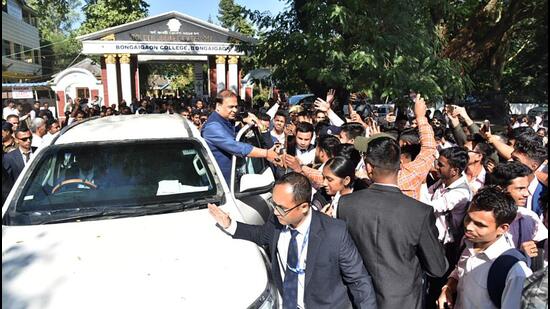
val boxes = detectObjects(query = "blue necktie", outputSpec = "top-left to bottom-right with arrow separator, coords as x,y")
531,182 -> 544,216
283,229 -> 299,309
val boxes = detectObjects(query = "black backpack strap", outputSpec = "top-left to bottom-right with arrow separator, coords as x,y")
487,249 -> 522,308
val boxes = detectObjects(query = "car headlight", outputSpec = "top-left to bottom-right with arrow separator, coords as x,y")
248,248 -> 279,309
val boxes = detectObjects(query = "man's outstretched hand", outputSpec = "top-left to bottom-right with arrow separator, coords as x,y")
208,203 -> 231,229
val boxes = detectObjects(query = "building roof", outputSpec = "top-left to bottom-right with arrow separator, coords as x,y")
51,58 -> 102,79
76,11 -> 255,44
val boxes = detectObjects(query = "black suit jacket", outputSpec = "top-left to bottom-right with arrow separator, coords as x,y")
338,184 -> 448,309
233,210 -> 377,309
3,148 -> 25,183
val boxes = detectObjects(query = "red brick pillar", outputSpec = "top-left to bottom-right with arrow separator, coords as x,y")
56,91 -> 65,120
100,56 -> 109,107
208,56 -> 217,98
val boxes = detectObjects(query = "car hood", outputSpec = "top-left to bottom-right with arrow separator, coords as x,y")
2,208 -> 268,309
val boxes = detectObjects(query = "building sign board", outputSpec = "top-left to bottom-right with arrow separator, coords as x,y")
11,87 -> 33,99
116,18 -> 231,43
82,41 -> 245,55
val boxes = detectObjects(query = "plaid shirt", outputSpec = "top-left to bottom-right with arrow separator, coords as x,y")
398,117 -> 436,200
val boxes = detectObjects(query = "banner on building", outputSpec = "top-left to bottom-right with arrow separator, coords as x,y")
12,87 -> 33,99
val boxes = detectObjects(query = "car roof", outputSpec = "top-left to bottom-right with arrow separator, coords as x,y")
288,94 -> 314,105
54,114 -> 197,145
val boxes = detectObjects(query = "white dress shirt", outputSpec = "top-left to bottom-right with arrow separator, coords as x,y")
226,210 -> 312,309
296,146 -> 315,166
449,235 -> 532,309
467,166 -> 486,194
507,206 -> 548,249
422,175 -> 472,244
3,106 -> 18,119
270,130 -> 285,145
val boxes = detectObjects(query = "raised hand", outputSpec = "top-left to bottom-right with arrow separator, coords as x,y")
284,154 -> 302,172
314,98 -> 330,112
326,89 -> 336,105
207,203 -> 231,229
413,93 -> 427,118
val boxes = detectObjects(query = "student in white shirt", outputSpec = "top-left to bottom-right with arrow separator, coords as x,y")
486,161 -> 548,258
438,187 -> 532,309
423,147 -> 472,246
270,111 -> 287,145
291,122 -> 315,166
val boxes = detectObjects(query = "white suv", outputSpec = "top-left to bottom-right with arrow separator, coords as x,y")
2,114 -> 277,309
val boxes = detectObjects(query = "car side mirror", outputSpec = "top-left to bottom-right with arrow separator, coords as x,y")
239,173 -> 273,193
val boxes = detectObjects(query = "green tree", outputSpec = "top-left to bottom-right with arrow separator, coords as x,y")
78,0 -> 149,35
437,0 -> 547,103
26,0 -> 82,75
248,0 -> 468,105
218,0 -> 255,36
247,0 -> 547,109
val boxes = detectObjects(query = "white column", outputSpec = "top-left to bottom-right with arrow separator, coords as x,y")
104,54 -> 118,107
227,56 -> 239,94
215,55 -> 226,94
194,62 -> 204,97
119,53 -> 132,105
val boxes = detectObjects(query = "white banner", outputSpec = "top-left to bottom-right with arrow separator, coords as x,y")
12,87 -> 33,99
82,41 -> 245,56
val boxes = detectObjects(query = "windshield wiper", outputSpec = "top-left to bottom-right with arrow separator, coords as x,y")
130,196 -> 222,217
26,196 -> 222,224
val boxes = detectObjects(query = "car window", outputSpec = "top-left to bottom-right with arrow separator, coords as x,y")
5,139 -> 222,225
234,127 -> 268,192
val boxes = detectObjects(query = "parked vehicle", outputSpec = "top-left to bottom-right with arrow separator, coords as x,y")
2,114 -> 277,309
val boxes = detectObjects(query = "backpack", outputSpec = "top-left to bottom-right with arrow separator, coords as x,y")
487,248 -> 525,308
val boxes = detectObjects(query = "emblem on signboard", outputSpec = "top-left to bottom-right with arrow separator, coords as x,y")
167,19 -> 182,32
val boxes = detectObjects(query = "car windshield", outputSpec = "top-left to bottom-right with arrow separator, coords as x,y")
4,139 -> 223,225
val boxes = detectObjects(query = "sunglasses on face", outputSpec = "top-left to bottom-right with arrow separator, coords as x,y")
18,136 -> 32,142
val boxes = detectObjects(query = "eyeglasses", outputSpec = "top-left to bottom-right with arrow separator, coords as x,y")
18,136 -> 32,142
268,198 -> 305,216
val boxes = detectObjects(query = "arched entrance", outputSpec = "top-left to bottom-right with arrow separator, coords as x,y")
76,11 -> 254,109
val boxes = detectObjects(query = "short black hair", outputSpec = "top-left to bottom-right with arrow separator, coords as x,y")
508,126 -> 535,141
317,135 -> 341,158
513,132 -> 547,166
275,172 -> 312,204
401,144 -> 421,161
340,122 -> 365,141
469,186 -> 517,226
486,161 -> 532,188
257,112 -> 271,122
274,110 -> 287,121
439,147 -> 469,173
365,137 -> 401,171
295,121 -> 314,134
399,127 -> 420,145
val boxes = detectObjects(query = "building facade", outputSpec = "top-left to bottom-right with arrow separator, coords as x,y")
2,0 -> 42,84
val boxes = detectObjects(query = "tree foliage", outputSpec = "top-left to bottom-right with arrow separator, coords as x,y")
218,0 -> 255,36
26,0 -> 82,75
78,0 -> 149,35
246,0 -> 546,104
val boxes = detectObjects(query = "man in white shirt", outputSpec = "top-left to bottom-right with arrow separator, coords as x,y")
510,132 -> 547,216
438,187 -> 532,309
29,117 -> 47,150
207,172 -> 377,309
487,161 -> 548,259
423,147 -> 472,246
290,122 -> 315,166
270,111 -> 286,145
2,100 -> 18,120
465,142 -> 492,194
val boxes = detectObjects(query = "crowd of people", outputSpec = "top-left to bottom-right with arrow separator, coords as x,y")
2,89 -> 548,308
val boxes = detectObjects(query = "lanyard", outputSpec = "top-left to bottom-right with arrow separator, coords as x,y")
286,227 -> 310,275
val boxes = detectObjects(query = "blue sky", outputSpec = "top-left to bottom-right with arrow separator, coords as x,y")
147,0 -> 288,24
